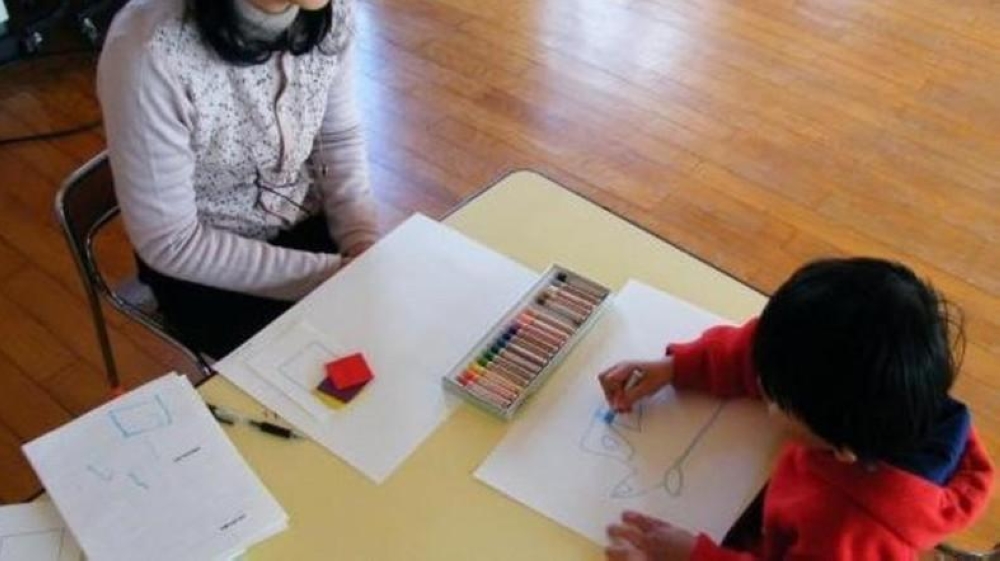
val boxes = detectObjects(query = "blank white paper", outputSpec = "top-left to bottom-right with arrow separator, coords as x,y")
0,501 -> 81,561
475,280 -> 786,544
217,214 -> 537,483
23,374 -> 287,561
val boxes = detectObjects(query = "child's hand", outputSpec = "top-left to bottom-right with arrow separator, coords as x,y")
598,358 -> 673,413
605,510 -> 696,561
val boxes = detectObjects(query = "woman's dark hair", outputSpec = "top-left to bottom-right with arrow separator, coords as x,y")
189,0 -> 346,65
753,257 -> 963,461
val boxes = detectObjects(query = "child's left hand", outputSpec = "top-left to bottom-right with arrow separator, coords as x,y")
605,510 -> 696,561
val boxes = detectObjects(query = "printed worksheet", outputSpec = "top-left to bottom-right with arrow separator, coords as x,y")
23,374 -> 287,561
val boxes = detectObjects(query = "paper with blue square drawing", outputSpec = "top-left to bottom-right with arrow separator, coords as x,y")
474,280 -> 787,544
22,373 -> 286,561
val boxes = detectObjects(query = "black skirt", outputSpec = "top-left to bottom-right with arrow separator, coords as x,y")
136,215 -> 338,359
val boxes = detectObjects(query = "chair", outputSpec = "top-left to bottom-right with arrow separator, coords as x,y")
933,542 -> 1000,560
55,151 -> 213,393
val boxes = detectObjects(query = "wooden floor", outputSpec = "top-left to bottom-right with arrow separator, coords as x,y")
1,0 -> 998,549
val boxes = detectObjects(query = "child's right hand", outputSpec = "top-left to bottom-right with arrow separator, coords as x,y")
598,357 -> 674,413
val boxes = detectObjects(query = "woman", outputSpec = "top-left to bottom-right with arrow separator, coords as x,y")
97,0 -> 379,357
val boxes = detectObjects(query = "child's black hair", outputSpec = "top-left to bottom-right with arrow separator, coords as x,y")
189,0 -> 348,66
753,257 -> 963,460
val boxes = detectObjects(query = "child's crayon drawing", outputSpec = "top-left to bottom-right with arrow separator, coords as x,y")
580,401 -> 726,498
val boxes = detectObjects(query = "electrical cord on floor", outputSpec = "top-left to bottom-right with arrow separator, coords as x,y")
0,118 -> 101,146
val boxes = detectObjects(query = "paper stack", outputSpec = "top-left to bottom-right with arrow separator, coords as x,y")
0,500 -> 82,561
216,214 -> 536,483
23,373 -> 287,561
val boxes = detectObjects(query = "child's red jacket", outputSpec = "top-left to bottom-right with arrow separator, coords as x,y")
667,320 -> 994,559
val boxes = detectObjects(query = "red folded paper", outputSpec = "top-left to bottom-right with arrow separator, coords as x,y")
325,353 -> 374,390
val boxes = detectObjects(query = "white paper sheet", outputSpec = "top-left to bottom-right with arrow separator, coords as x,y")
0,501 -> 81,561
475,280 -> 786,544
246,322 -> 344,421
217,214 -> 537,483
23,374 -> 287,561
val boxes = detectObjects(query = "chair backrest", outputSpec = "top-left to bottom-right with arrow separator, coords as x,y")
55,151 -> 213,391
55,152 -> 119,300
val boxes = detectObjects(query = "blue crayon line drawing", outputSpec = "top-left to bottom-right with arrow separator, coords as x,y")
86,464 -> 114,482
127,471 -> 149,491
109,394 -> 172,438
580,401 -> 726,499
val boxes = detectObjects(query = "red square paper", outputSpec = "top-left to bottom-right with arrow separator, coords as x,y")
325,353 -> 374,390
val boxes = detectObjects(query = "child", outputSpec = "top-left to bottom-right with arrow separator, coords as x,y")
598,257 -> 994,559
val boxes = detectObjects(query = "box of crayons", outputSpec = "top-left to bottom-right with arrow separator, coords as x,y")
442,265 -> 612,419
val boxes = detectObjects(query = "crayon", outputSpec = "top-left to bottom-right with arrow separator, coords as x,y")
481,350 -> 538,379
475,356 -> 533,384
461,370 -> 519,401
541,293 -> 593,320
543,286 -> 595,311
536,295 -> 587,325
494,338 -> 548,368
488,345 -> 542,373
513,317 -> 567,347
551,279 -> 606,305
469,364 -> 525,391
459,377 -> 511,408
555,272 -> 607,300
503,327 -> 557,357
603,368 -> 645,424
522,308 -> 575,335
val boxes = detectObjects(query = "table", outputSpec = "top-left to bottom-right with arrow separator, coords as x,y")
200,170 -> 767,560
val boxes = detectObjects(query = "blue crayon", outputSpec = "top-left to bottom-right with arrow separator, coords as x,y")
604,368 -> 645,425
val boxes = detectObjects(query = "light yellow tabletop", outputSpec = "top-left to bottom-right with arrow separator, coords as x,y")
199,171 -> 766,560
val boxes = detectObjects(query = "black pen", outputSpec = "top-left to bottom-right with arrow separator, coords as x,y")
207,404 -> 236,425
206,402 -> 302,440
248,420 -> 301,439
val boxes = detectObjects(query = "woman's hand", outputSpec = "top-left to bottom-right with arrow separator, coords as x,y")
606,511 -> 696,561
343,240 -> 374,259
597,357 -> 674,413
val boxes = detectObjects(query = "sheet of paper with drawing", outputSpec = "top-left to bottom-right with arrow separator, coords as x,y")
22,374 -> 287,561
475,280 -> 786,544
0,501 -> 82,561
217,214 -> 537,483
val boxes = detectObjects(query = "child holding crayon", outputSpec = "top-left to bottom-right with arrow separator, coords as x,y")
598,257 -> 994,559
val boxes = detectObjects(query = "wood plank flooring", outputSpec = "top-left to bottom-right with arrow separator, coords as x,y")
0,0 -> 997,549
